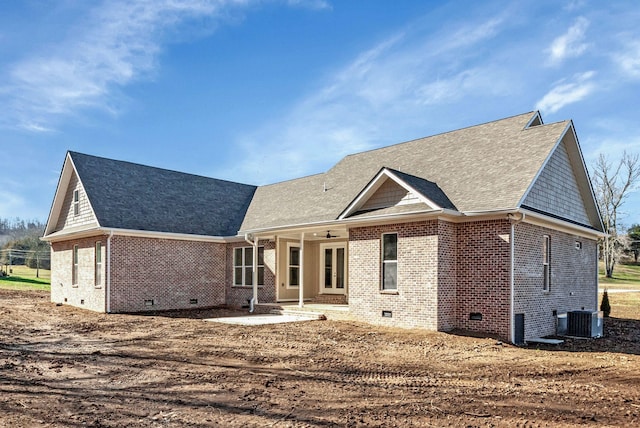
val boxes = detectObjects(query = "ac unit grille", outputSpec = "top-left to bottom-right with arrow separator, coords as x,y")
567,311 -> 603,338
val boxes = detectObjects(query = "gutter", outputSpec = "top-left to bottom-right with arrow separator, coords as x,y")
239,208 -> 459,236
42,226 -> 241,243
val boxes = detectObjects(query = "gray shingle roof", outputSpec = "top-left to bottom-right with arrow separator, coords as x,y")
70,152 -> 256,236
240,112 -> 570,231
386,168 -> 457,211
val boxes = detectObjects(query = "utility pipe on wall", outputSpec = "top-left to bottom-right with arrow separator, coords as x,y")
244,233 -> 258,312
507,212 -> 525,344
106,230 -> 113,313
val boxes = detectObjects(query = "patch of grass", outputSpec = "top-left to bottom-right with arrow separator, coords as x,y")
0,265 -> 51,291
599,262 -> 640,289
605,291 -> 640,320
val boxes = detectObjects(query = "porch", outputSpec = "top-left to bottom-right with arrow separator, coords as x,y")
255,301 -> 353,321
245,226 -> 350,309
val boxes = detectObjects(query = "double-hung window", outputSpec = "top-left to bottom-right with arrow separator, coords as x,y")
288,245 -> 300,287
543,235 -> 551,292
73,190 -> 80,216
381,233 -> 398,290
95,242 -> 102,286
233,246 -> 264,286
72,245 -> 79,285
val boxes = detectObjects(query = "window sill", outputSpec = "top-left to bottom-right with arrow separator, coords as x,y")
232,285 -> 264,289
95,286 -> 102,289
72,284 -> 79,288
380,290 -> 399,295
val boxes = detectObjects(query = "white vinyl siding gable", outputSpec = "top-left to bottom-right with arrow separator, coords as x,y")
55,171 -> 98,232
361,178 -> 422,212
523,139 -> 590,226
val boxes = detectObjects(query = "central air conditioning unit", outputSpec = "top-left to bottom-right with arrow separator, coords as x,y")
566,311 -> 603,338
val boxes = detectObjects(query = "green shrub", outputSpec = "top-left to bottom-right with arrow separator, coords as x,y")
600,289 -> 611,317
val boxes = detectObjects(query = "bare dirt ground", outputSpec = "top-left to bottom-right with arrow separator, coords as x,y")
1,289 -> 639,427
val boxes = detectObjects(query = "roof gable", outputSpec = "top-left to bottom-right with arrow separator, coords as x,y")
520,123 -> 604,231
339,168 -> 455,219
240,111 -> 569,231
46,152 -> 257,238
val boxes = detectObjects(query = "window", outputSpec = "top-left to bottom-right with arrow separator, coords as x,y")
73,190 -> 80,216
95,242 -> 102,286
381,233 -> 398,290
543,235 -> 551,292
288,245 -> 300,287
233,246 -> 264,286
72,245 -> 79,285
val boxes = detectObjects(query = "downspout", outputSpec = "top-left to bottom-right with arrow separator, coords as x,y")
244,233 -> 258,312
106,230 -> 113,313
507,212 -> 525,344
595,244 -> 600,311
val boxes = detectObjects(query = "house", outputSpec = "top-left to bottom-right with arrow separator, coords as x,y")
42,111 -> 604,343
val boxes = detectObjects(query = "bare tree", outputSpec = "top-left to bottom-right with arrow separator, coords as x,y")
592,151 -> 640,277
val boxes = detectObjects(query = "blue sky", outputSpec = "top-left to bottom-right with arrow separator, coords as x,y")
1,0 -> 640,228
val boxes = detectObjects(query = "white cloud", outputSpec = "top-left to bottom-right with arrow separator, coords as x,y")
614,40 -> 640,78
287,0 -> 332,10
535,71 -> 596,114
217,13 -> 513,184
0,0 -> 265,131
546,16 -> 589,64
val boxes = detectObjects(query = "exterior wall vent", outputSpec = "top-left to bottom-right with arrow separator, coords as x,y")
469,312 -> 482,321
382,310 -> 392,318
144,299 -> 155,307
190,298 -> 198,305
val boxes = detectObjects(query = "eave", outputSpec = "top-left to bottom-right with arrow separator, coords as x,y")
42,226 -> 243,243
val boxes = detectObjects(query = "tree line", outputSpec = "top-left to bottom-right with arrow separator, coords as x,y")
0,217 -> 50,270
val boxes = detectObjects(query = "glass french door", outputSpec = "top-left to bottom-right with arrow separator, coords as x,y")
320,243 -> 346,294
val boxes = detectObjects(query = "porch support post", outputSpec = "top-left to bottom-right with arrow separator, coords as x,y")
299,232 -> 305,308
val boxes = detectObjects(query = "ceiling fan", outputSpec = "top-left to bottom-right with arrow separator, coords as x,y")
326,231 -> 339,239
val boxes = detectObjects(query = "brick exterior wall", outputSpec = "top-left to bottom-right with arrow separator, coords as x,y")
514,222 -> 597,340
455,220 -> 511,339
225,240 -> 277,308
348,221 -> 440,329
49,217 -> 597,344
109,236 -> 226,313
51,235 -> 107,312
437,220 -> 457,331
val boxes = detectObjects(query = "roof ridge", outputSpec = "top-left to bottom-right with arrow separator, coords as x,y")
337,111 -> 537,161
69,151 -> 256,188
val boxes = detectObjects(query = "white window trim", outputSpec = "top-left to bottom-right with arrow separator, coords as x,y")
72,244 -> 79,286
381,232 -> 398,291
95,241 -> 102,287
233,246 -> 264,287
543,235 -> 551,293
286,242 -> 301,289
73,190 -> 80,216
319,242 -> 348,293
